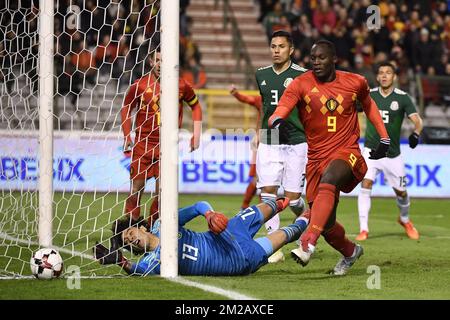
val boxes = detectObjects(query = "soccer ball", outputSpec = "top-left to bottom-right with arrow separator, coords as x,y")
30,248 -> 64,279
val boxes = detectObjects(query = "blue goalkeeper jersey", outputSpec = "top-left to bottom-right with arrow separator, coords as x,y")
131,203 -> 268,276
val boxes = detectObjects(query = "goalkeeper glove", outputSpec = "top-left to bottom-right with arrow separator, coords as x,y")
271,118 -> 292,144
369,138 -> 390,160
205,210 -> 228,235
408,132 -> 420,149
94,242 -> 127,266
275,197 -> 290,213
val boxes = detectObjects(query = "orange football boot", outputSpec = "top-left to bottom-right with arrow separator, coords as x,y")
355,230 -> 368,241
398,218 -> 420,240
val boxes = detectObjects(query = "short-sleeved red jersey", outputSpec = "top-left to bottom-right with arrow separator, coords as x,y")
273,70 -> 379,161
121,74 -> 199,143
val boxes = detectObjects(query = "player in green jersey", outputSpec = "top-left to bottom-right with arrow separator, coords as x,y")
255,30 -> 308,263
356,62 -> 423,241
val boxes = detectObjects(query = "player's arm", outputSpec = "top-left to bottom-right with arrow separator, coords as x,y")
184,82 -> 203,152
230,84 -> 262,109
267,78 -> 302,143
121,82 -> 139,154
407,113 -> 423,148
178,201 -> 214,226
358,79 -> 390,159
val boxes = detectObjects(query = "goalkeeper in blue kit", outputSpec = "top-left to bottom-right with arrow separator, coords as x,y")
94,199 -> 309,276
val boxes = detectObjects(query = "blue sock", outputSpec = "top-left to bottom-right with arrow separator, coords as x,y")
280,217 -> 308,243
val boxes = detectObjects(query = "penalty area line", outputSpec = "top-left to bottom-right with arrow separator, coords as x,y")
0,232 -> 258,299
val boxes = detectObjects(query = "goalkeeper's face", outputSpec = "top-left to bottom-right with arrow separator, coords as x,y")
122,226 -> 159,251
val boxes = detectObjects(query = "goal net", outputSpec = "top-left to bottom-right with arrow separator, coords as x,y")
0,0 -> 176,278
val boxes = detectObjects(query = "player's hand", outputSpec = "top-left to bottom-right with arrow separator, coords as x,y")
229,84 -> 237,96
205,210 -> 228,235
123,139 -> 133,157
276,197 -> 290,213
408,132 -> 420,149
94,242 -> 124,265
271,118 -> 292,144
190,135 -> 200,152
369,138 -> 390,160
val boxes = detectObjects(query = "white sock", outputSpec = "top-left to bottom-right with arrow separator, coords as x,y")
397,194 -> 410,223
261,193 -> 279,234
265,214 -> 280,234
289,197 -> 305,216
358,188 -> 371,232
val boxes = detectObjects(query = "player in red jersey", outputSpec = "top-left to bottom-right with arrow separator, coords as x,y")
116,49 -> 202,241
229,84 -> 262,210
269,40 -> 390,275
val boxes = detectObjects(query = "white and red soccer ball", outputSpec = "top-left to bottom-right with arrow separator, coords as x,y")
30,248 -> 64,279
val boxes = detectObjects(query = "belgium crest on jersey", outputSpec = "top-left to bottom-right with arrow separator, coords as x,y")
325,98 -> 338,112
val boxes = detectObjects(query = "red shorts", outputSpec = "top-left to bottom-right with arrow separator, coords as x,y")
248,163 -> 256,177
130,140 -> 160,180
306,147 -> 367,203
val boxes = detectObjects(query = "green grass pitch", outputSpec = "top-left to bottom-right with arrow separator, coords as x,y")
1,193 -> 449,299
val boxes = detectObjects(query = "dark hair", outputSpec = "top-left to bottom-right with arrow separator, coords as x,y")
376,61 -> 397,74
270,30 -> 293,47
312,39 -> 336,57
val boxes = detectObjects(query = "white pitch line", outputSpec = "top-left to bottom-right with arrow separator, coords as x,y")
0,232 -> 258,299
0,232 -> 93,259
168,277 -> 257,300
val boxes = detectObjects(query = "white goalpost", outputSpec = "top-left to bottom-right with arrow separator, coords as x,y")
38,0 -> 54,248
159,0 -> 179,278
0,0 -> 179,278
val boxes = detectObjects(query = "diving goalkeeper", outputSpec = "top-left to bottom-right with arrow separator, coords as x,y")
94,199 -> 309,276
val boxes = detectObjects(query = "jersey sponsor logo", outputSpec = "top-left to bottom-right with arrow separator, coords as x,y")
260,80 -> 266,86
325,98 -> 338,112
390,101 -> 399,111
283,78 -> 293,88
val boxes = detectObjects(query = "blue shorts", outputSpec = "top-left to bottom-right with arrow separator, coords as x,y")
227,206 -> 268,273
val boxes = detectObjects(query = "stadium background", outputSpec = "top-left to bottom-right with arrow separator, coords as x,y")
1,0 -> 450,300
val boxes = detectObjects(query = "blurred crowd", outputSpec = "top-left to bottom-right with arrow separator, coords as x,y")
0,0 -> 205,107
258,0 -> 450,93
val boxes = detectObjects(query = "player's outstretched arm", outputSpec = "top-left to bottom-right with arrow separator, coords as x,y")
230,84 -> 261,109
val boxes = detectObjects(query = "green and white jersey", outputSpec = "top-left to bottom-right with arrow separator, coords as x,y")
256,62 -> 307,145
365,87 -> 418,158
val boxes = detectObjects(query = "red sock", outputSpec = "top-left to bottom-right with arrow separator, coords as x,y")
148,196 -> 159,226
322,221 -> 355,257
241,181 -> 257,208
308,183 -> 337,234
125,194 -> 140,220
299,183 -> 337,249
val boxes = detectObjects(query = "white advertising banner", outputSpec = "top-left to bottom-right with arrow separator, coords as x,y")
1,131 -> 449,198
